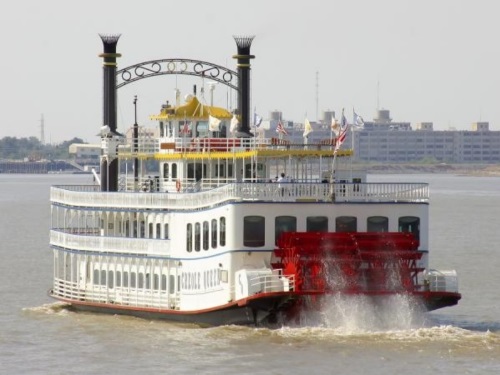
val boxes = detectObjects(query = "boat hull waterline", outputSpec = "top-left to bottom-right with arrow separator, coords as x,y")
50,290 -> 460,326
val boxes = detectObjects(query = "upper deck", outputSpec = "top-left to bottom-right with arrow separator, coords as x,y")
117,135 -> 353,161
51,181 -> 429,210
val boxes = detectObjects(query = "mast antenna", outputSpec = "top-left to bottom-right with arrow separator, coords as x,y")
40,114 -> 45,145
315,71 -> 319,121
377,79 -> 380,110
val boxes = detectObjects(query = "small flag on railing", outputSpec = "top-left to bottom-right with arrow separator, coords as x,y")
230,115 -> 239,134
331,117 -> 340,136
181,121 -> 190,134
303,118 -> 313,137
209,115 -> 221,131
276,120 -> 288,135
334,124 -> 348,154
254,113 -> 263,127
353,109 -> 364,128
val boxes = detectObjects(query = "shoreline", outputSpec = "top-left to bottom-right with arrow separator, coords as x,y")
359,163 -> 500,177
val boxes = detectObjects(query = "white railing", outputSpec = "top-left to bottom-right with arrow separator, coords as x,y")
121,137 -> 296,156
50,230 -> 170,256
247,272 -> 295,293
51,182 -> 428,210
425,269 -> 459,293
52,278 -> 174,309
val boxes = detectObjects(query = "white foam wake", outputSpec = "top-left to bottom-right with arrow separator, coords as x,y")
291,293 -> 427,333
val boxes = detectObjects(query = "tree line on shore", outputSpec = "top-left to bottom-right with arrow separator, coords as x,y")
0,136 -> 85,161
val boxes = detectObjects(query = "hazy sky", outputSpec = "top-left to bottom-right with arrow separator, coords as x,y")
2,0 -> 499,143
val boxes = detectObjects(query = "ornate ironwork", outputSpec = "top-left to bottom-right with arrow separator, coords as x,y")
116,59 -> 238,90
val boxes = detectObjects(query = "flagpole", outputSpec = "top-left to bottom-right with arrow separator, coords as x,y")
330,150 -> 337,201
183,111 -> 186,151
253,107 -> 257,182
351,108 -> 354,180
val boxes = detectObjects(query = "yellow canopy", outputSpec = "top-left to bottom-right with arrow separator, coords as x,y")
150,96 -> 233,121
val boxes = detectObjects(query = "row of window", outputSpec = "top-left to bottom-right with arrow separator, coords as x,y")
123,221 -> 169,239
93,269 -> 178,294
92,268 -> 223,293
162,162 -> 264,180
182,215 -> 419,251
159,120 -> 228,139
186,217 -> 226,252
247,215 -> 420,247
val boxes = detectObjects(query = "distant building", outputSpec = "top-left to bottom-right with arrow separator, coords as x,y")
362,109 -> 412,131
258,108 -> 500,164
68,143 -> 100,165
125,126 -> 158,142
415,122 -> 434,131
472,122 -> 489,131
351,115 -> 500,163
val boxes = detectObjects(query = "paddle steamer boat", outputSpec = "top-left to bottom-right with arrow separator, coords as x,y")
49,35 -> 461,325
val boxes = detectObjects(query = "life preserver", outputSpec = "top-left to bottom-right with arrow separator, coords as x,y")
176,179 -> 181,192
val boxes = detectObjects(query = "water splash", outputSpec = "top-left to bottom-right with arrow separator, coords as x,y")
290,293 -> 427,333
22,302 -> 72,316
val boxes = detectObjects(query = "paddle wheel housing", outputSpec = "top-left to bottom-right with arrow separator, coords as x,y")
274,232 -> 423,294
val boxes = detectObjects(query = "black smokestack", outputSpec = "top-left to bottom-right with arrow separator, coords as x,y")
98,34 -> 121,192
233,36 -> 255,137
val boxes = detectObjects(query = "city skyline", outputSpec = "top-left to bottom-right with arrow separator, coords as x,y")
2,0 -> 499,143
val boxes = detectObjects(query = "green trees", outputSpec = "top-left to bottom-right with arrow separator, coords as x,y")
0,137 -> 85,160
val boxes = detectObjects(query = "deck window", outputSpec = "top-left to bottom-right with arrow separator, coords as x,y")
116,271 -> 121,287
211,219 -> 218,248
140,220 -> 145,238
153,274 -> 160,290
187,223 -> 193,252
336,216 -> 357,232
188,163 -> 206,181
203,221 -> 209,250
399,216 -> 420,241
220,217 -> 226,246
195,222 -> 201,251
161,275 -> 167,291
216,164 -> 225,177
169,275 -> 175,294
108,271 -> 114,289
172,163 -> 178,179
244,216 -> 265,247
100,270 -> 107,286
149,223 -> 153,238
156,223 -> 161,239
123,272 -> 129,287
367,216 -> 389,232
307,216 -> 328,232
93,269 -> 99,285
275,216 -> 297,245
138,273 -> 144,289
164,223 -> 169,239
130,272 -> 137,288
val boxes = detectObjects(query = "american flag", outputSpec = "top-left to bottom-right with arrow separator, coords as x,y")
276,120 -> 288,135
334,124 -> 348,154
181,121 -> 190,134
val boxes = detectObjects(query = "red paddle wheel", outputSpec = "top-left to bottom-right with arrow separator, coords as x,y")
354,233 -> 422,292
275,232 -> 362,293
274,232 -> 422,295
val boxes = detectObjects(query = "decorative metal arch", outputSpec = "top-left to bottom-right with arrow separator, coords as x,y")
116,58 -> 239,91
